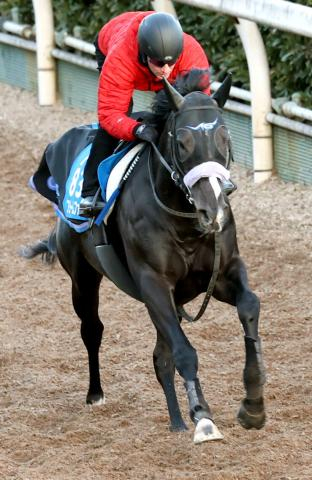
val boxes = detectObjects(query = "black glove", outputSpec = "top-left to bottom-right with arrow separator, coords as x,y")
133,124 -> 158,143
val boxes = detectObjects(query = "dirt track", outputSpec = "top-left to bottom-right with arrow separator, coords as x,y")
1,83 -> 311,480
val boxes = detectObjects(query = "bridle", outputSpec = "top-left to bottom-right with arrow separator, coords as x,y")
168,104 -> 231,174
148,102 -> 232,322
148,103 -> 231,215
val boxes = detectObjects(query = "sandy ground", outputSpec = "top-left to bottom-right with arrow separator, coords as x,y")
0,83 -> 311,480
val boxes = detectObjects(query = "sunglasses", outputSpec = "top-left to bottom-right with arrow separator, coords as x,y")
148,57 -> 176,68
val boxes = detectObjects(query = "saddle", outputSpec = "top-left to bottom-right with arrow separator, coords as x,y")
30,123 -> 144,233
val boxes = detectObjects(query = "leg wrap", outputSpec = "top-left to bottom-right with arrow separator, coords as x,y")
184,379 -> 212,423
244,336 -> 266,399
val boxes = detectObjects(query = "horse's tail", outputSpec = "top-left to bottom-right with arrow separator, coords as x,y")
20,226 -> 57,265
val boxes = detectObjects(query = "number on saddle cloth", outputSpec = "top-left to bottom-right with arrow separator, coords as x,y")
63,143 -> 93,221
63,141 -> 135,222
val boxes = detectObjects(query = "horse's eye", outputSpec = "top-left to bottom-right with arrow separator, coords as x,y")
176,128 -> 195,161
214,126 -> 230,160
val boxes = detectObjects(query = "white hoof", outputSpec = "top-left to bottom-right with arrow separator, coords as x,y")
87,395 -> 106,407
93,396 -> 105,406
193,418 -> 224,444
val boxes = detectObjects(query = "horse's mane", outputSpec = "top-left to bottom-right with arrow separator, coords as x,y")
151,68 -> 210,121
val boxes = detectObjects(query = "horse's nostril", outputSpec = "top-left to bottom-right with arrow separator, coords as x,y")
198,210 -> 214,229
198,210 -> 211,222
197,210 -> 223,234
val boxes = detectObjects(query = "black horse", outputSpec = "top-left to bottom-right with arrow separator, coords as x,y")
22,70 -> 266,443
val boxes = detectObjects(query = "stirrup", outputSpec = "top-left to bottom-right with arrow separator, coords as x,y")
79,188 -> 105,217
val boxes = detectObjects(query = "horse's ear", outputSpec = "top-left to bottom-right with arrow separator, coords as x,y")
162,76 -> 185,111
212,73 -> 232,108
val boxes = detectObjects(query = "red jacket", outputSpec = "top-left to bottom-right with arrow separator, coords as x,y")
97,11 -> 210,141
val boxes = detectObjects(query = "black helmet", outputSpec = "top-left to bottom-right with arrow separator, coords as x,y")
138,12 -> 183,64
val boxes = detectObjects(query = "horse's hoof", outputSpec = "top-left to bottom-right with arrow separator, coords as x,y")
237,398 -> 266,430
193,418 -> 224,444
86,392 -> 105,406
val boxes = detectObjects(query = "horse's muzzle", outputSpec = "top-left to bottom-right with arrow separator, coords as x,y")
197,210 -> 223,234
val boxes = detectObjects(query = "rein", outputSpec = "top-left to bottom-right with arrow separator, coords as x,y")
177,231 -> 221,322
146,103 -> 231,322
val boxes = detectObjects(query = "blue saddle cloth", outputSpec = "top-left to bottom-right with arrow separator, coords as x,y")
30,123 -> 136,233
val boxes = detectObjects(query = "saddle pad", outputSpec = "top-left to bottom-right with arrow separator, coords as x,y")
30,120 -> 143,232
104,143 -> 144,201
62,141 -> 136,222
95,142 -> 144,226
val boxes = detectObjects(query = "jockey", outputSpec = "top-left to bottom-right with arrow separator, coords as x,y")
79,10 -> 211,217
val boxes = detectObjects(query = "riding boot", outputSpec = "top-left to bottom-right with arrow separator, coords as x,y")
79,190 -> 106,217
79,127 -> 118,217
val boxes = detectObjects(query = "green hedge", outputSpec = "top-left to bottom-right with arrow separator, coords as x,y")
0,0 -> 311,106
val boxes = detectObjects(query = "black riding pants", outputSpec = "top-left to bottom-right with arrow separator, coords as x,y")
81,128 -> 119,196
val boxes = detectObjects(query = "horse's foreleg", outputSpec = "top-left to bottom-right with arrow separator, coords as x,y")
139,271 -> 222,442
215,257 -> 266,429
153,330 -> 187,432
237,292 -> 266,430
69,262 -> 104,406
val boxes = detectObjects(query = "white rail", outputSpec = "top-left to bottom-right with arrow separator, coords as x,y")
0,31 -> 36,51
173,0 -> 312,38
1,20 -> 33,38
52,48 -> 97,69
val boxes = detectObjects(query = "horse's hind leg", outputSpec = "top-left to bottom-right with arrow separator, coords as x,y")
214,257 -> 266,429
58,232 -> 105,406
56,220 -> 104,405
71,263 -> 104,405
153,330 -> 187,432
